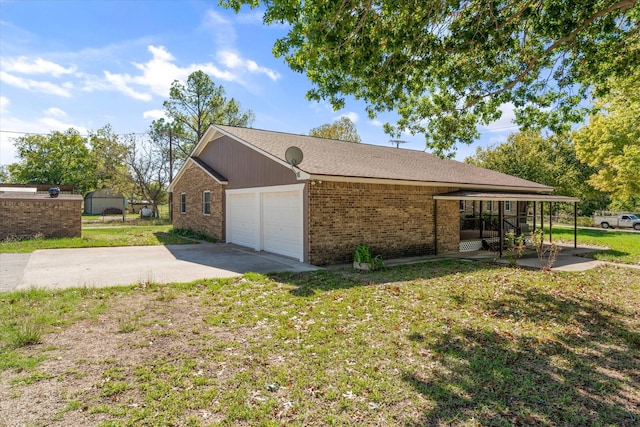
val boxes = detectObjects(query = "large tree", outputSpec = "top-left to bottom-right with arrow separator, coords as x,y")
122,134 -> 170,218
309,116 -> 362,142
87,125 -> 132,193
573,70 -> 640,210
224,0 -> 639,155
8,129 -> 97,194
465,131 -> 608,214
162,70 -> 255,161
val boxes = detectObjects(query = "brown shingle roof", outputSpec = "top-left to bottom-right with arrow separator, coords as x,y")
213,125 -> 553,192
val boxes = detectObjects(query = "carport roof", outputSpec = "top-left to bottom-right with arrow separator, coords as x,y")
194,125 -> 554,193
434,190 -> 579,202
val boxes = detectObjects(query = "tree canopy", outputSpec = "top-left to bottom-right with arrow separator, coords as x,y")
223,0 -> 639,155
465,131 -> 608,214
162,70 -> 255,161
309,116 -> 362,142
573,70 -> 640,210
8,129 -> 97,194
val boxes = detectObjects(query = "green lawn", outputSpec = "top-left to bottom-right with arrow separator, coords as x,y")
0,226 -> 193,253
547,226 -> 640,264
1,262 -> 639,426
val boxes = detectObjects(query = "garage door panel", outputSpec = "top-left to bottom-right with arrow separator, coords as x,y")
262,191 -> 302,259
228,193 -> 256,249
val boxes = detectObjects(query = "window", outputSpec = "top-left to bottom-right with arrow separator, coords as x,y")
505,201 -> 511,211
203,191 -> 211,215
180,193 -> 186,214
459,200 -> 465,211
486,201 -> 492,211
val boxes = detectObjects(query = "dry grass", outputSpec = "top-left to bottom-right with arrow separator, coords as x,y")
1,261 -> 639,426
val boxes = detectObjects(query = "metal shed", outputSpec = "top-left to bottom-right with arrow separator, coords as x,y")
83,188 -> 125,214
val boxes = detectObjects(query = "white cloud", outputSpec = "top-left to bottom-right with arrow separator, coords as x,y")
143,109 -> 166,121
0,71 -> 72,97
335,111 -> 359,123
218,50 -> 280,81
2,56 -> 77,76
0,96 -> 8,114
202,10 -> 237,47
104,70 -> 153,101
100,44 -> 280,101
481,102 -> 519,133
235,10 -> 265,24
39,117 -> 88,134
0,114 -> 88,165
370,119 -> 383,127
44,107 -> 67,118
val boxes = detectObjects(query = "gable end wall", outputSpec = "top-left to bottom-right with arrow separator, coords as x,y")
308,181 -> 459,265
171,162 -> 225,240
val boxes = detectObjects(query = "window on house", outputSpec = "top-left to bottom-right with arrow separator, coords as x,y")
505,201 -> 511,211
459,200 -> 465,211
203,191 -> 211,215
486,201 -> 492,211
180,193 -> 186,214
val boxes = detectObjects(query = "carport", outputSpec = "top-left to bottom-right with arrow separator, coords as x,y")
434,191 -> 580,257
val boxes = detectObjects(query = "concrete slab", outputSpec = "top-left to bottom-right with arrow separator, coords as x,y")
0,253 -> 30,292
1,243 -> 317,292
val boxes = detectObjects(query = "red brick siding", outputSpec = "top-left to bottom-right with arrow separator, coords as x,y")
308,181 -> 459,265
0,196 -> 82,239
170,162 -> 225,240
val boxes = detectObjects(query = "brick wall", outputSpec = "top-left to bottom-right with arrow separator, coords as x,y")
171,162 -> 225,240
0,194 -> 82,240
307,181 -> 459,265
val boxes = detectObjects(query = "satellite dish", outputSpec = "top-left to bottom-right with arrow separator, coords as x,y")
285,146 -> 303,167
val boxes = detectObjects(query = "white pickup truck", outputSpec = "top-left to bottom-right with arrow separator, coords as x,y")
593,213 -> 640,230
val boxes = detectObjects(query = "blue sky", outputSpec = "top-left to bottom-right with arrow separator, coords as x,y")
0,0 -> 519,167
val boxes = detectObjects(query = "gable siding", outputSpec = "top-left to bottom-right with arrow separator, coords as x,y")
199,135 -> 298,189
307,181 -> 459,265
171,162 -> 225,240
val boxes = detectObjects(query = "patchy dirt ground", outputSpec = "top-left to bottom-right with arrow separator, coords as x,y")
0,290 -> 251,427
2,265 -> 639,427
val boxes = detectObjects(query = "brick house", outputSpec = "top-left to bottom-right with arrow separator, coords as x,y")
169,125 -> 578,265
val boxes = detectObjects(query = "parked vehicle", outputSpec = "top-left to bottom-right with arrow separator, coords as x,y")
593,212 -> 640,230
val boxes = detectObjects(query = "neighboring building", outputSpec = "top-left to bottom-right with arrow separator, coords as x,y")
169,125 -> 578,265
83,188 -> 125,214
0,192 -> 82,240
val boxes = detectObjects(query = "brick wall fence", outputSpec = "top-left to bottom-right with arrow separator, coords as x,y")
0,193 -> 82,240
308,181 -> 460,265
170,162 -> 225,240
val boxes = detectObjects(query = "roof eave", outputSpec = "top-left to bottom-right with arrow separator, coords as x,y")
307,174 -> 553,192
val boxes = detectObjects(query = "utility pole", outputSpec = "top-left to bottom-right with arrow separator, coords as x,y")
168,126 -> 173,221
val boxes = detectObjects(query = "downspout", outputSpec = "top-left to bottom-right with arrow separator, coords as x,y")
498,200 -> 504,258
434,199 -> 438,256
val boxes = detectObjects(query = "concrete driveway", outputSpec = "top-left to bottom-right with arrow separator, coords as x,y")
0,243 -> 318,292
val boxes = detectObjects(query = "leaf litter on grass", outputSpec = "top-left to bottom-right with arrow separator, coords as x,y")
0,262 -> 639,426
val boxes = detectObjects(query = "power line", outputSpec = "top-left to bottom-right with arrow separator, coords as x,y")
0,129 -> 148,137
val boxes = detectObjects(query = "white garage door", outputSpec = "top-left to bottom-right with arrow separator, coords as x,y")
227,192 -> 257,249
262,190 -> 303,260
226,185 -> 304,261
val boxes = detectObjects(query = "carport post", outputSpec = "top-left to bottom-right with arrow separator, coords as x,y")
574,202 -> 578,248
533,201 -> 537,231
549,202 -> 553,243
498,201 -> 504,258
